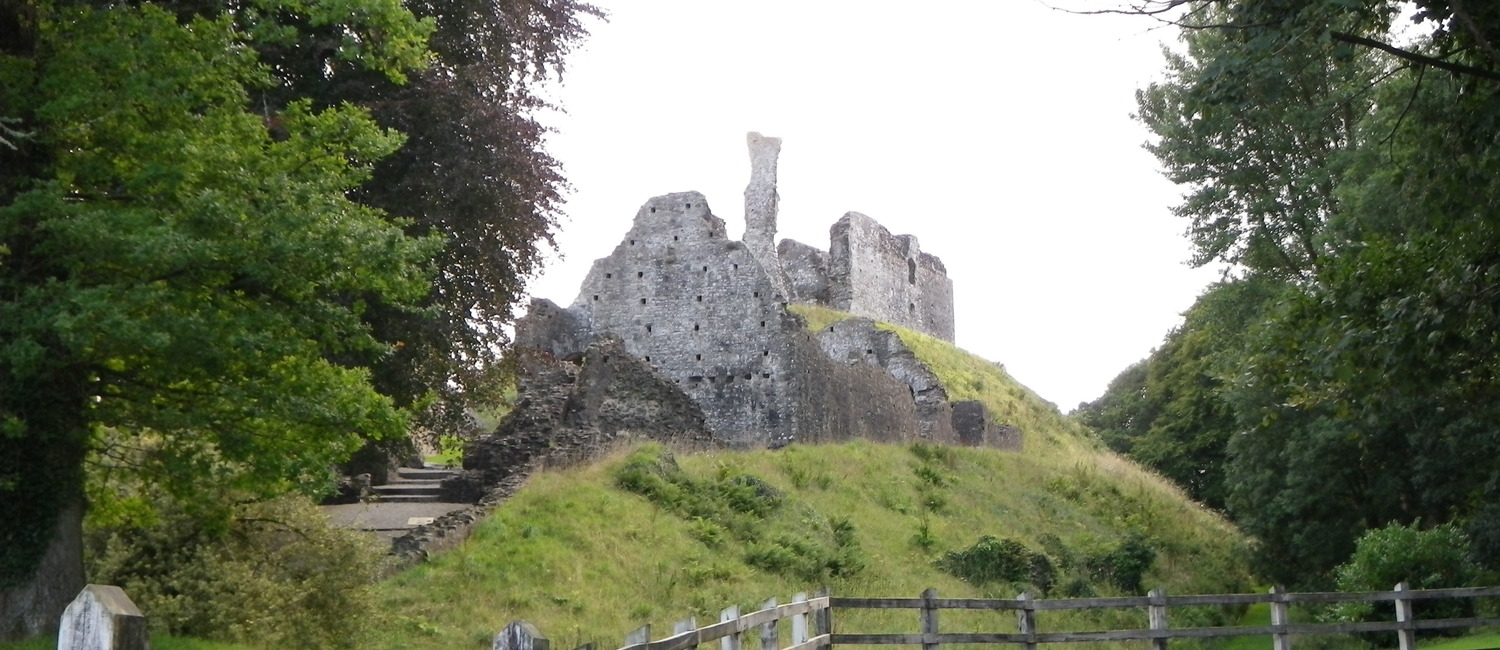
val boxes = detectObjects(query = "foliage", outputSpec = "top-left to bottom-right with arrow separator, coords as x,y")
936,535 -> 1038,587
1097,0 -> 1500,587
613,445 -> 861,582
247,0 -> 604,437
1076,279 -> 1281,511
1328,522 -> 1479,635
87,493 -> 387,649
1085,534 -> 1157,595
1335,521 -> 1478,594
0,0 -> 434,592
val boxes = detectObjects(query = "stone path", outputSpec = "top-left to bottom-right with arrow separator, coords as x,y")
322,466 -> 473,541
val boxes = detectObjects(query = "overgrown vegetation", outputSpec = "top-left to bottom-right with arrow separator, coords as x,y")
86,494 -> 387,650
612,446 -> 864,582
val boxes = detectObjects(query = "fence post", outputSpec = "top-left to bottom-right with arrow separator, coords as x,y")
1148,588 -> 1169,650
1269,586 -> 1291,650
495,621 -> 551,650
675,616 -> 699,650
721,605 -> 742,650
1016,591 -> 1038,650
626,624 -> 651,649
760,597 -> 779,650
814,587 -> 832,648
792,593 -> 809,645
920,588 -> 940,650
1394,581 -> 1416,650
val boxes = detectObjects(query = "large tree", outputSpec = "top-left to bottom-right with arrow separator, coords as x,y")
0,1 -> 435,637
237,0 -> 603,435
1088,0 -> 1500,585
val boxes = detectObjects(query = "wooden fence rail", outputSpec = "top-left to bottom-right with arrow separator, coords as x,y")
832,584 -> 1500,650
495,584 -> 1500,650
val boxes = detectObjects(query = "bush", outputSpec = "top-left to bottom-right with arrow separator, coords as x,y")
86,494 -> 386,649
1331,521 -> 1478,631
937,535 -> 1036,586
1086,533 -> 1156,594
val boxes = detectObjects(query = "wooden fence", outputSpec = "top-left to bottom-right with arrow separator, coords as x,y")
833,584 -> 1500,650
495,584 -> 1500,650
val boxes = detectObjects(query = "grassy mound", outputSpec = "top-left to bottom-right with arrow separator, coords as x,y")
368,303 -> 1254,649
373,441 -> 1250,650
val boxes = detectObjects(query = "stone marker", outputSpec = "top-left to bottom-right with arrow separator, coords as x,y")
494,620 -> 549,650
57,584 -> 149,650
406,516 -> 436,526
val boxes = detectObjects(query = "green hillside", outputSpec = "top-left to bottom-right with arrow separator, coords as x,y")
371,307 -> 1254,650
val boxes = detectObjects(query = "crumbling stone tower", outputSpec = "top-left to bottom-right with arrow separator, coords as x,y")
515,133 -> 987,448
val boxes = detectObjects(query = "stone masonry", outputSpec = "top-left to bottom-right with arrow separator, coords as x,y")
511,134 -> 995,449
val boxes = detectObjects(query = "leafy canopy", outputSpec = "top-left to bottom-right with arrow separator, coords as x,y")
0,0 -> 435,584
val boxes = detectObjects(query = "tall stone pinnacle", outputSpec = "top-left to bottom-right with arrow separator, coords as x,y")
744,132 -> 790,299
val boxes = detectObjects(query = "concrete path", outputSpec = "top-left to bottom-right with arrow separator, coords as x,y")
323,500 -> 472,541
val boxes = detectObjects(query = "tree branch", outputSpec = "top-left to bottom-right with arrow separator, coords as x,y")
1331,31 -> 1500,82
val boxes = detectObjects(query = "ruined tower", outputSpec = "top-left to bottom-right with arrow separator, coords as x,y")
514,133 -> 972,447
744,132 -> 790,299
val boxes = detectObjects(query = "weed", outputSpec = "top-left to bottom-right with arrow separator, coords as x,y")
911,518 -> 937,551
909,442 -> 957,468
912,463 -> 948,487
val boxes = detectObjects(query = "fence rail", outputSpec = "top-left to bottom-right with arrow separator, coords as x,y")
494,584 -> 1500,650
832,584 -> 1500,650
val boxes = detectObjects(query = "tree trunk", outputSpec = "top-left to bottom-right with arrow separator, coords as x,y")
0,498 -> 85,641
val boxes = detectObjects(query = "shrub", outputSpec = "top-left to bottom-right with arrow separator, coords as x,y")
1330,521 -> 1478,631
1086,533 -> 1156,594
86,494 -> 385,649
937,535 -> 1035,585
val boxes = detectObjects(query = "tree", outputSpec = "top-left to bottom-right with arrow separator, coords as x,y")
1077,279 -> 1278,511
1134,3 -> 1388,279
0,1 -> 434,638
1114,0 -> 1500,584
237,0 -> 603,436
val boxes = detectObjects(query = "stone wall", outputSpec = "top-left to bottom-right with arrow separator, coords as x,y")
504,134 -> 977,449
517,192 -> 803,446
825,212 -> 956,342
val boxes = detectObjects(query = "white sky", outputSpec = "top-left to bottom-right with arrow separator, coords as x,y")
527,0 -> 1222,411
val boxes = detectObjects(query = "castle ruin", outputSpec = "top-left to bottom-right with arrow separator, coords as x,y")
514,133 -> 1012,449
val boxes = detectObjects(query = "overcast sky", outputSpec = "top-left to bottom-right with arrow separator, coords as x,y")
527,1 -> 1223,410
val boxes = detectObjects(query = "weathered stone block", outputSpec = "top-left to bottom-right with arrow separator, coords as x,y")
494,621 -> 549,650
57,584 -> 149,650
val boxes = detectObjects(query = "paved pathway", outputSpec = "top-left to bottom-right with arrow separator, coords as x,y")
322,466 -> 472,541
324,500 -> 471,541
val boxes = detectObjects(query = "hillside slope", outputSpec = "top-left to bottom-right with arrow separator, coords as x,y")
372,307 -> 1252,650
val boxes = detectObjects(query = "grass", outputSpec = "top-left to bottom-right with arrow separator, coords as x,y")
0,634 -> 255,650
366,302 -> 1258,650
370,440 -> 1253,650
1417,632 -> 1500,650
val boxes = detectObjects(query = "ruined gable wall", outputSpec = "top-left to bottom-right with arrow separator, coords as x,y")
562,191 -> 800,447
827,212 -> 956,342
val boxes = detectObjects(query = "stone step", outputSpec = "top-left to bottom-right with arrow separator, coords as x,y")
396,467 -> 458,480
373,493 -> 445,504
373,483 -> 444,496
